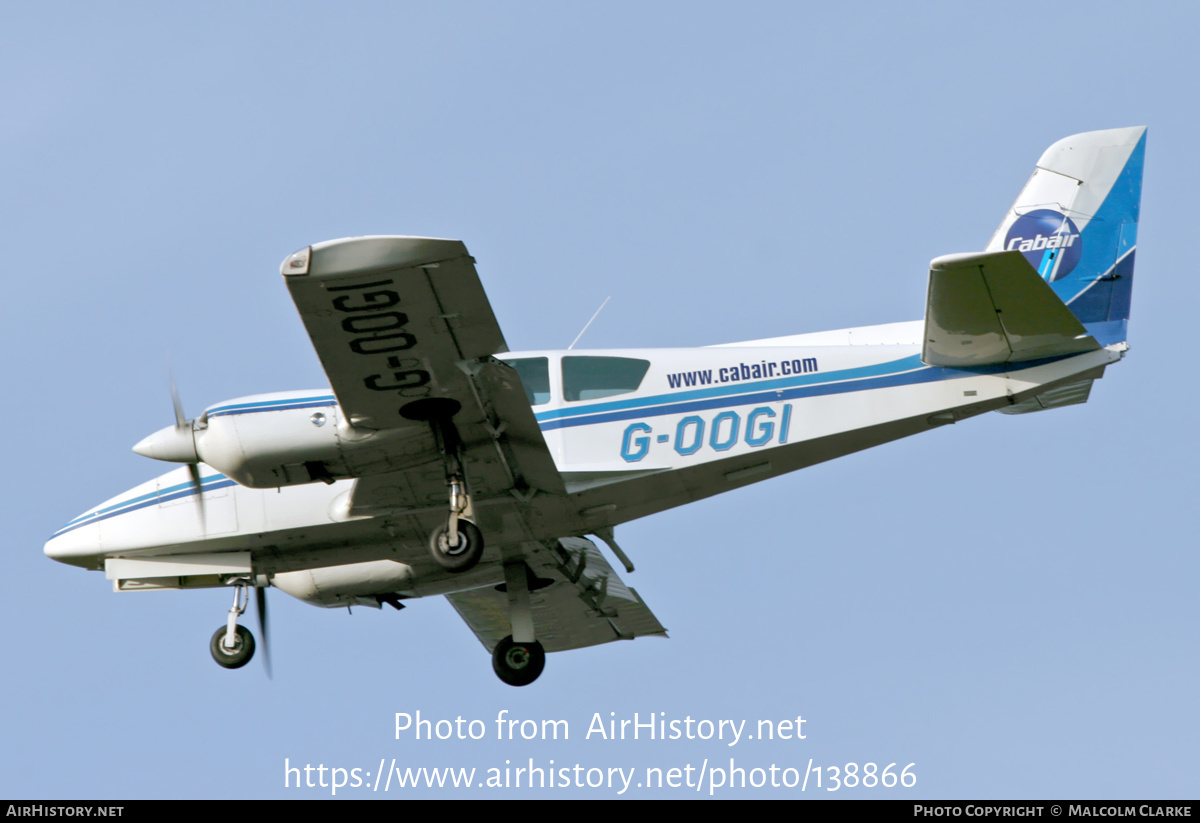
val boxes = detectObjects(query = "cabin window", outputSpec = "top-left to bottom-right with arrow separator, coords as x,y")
562,356 -> 651,402
506,357 -> 550,406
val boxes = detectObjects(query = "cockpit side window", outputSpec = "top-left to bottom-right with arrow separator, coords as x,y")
562,356 -> 651,402
506,357 -> 551,406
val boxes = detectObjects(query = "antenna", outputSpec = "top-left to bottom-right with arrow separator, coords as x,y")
568,296 -> 611,350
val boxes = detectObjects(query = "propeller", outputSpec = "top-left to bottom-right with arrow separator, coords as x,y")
140,377 -> 275,677
142,377 -> 274,678
170,375 -> 206,527
134,374 -> 205,528
255,584 -> 272,679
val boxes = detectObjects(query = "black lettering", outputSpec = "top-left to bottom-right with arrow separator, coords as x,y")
365,370 -> 431,391
326,278 -> 394,292
350,333 -> 418,354
341,311 -> 410,333
332,289 -> 401,312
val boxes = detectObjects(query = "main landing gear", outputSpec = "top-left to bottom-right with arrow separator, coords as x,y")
491,557 -> 545,686
401,398 -> 486,574
427,485 -> 484,573
210,584 -> 256,669
407,397 -> 545,684
492,635 -> 545,687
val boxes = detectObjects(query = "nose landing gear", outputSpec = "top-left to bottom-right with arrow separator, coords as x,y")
210,625 -> 255,669
209,583 -> 256,669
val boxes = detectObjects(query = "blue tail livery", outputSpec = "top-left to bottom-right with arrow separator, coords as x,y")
986,126 -> 1146,346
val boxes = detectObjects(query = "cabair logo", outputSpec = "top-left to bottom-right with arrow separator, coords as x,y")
1004,209 -> 1081,282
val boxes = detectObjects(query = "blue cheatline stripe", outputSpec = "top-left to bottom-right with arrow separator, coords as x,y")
539,358 -> 965,432
206,394 -> 337,418
51,474 -> 237,538
534,355 -> 926,426
52,348 -> 1095,535
59,474 -> 227,528
535,353 -> 1086,432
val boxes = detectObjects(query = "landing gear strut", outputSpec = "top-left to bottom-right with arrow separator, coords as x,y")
492,556 -> 545,686
403,402 -> 484,574
210,583 -> 256,669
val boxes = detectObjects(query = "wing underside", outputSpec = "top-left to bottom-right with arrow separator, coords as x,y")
446,538 -> 667,653
281,236 -> 563,519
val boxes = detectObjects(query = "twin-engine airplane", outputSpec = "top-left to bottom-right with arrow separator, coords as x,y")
45,127 -> 1146,686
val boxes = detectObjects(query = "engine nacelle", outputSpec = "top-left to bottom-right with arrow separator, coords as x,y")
134,390 -> 433,488
272,554 -> 506,608
272,560 -> 417,607
197,393 -> 345,487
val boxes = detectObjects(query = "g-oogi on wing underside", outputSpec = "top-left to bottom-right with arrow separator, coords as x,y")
282,236 -> 564,574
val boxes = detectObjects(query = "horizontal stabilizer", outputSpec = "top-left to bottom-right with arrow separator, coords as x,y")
922,250 -> 1101,368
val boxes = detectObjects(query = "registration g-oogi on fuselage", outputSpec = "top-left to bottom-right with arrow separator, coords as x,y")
45,127 -> 1147,686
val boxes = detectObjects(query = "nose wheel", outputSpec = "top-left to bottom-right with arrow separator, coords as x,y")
209,583 -> 257,669
210,625 -> 255,669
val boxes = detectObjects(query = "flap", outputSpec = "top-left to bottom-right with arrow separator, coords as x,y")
446,538 -> 667,653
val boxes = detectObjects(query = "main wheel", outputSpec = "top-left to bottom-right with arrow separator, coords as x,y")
429,519 -> 484,573
209,625 -> 255,669
492,635 -> 545,687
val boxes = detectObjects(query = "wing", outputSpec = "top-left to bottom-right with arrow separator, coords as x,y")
282,236 -> 563,503
922,250 -> 1101,368
446,538 -> 667,653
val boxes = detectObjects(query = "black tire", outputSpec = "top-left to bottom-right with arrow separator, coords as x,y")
492,635 -> 545,687
429,519 -> 484,573
209,625 -> 255,669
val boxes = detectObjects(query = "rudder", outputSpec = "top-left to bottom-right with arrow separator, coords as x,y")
985,127 -> 1146,346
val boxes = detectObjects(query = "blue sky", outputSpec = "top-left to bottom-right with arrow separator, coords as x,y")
3,2 -> 1198,798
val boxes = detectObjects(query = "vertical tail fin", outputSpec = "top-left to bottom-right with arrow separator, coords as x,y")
985,127 -> 1146,345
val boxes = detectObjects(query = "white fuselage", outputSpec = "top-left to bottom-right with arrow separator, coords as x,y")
45,320 -> 1121,607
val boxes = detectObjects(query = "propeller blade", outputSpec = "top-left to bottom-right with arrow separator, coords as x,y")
255,585 -> 272,679
169,372 -> 188,430
186,461 -> 206,530
167,372 -> 205,532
